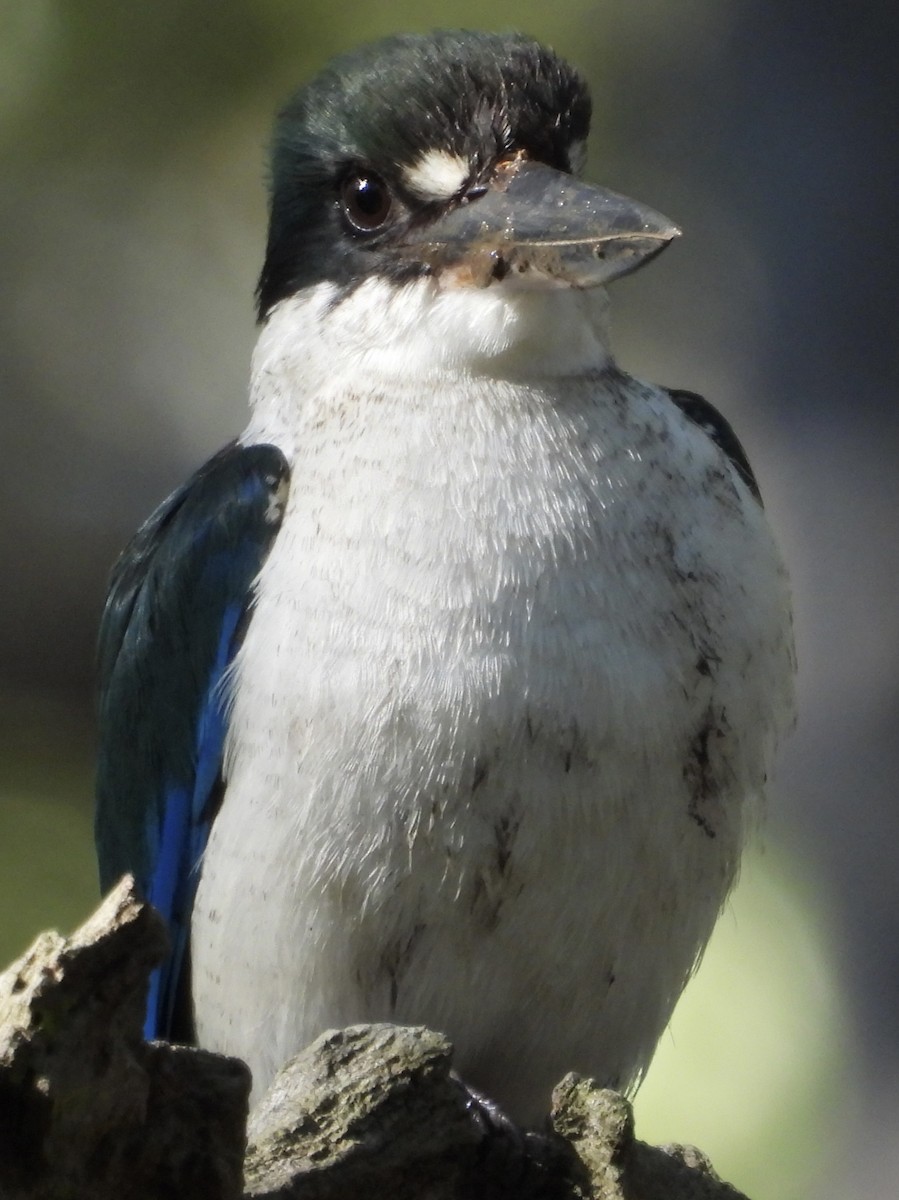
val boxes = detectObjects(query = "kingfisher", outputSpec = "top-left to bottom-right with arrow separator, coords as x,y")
95,31 -> 795,1125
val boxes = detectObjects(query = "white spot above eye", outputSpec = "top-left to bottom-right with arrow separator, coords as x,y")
402,148 -> 470,201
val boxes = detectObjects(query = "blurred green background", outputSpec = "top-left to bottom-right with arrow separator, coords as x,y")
3,1 -> 898,1196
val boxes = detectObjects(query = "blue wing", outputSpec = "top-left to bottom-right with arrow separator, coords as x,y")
95,440 -> 289,1041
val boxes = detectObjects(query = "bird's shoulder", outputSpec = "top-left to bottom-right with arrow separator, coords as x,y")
96,439 -> 290,890
663,387 -> 761,503
99,442 -> 289,672
95,438 -> 290,1040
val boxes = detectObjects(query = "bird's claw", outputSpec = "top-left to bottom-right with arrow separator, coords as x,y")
453,1074 -> 563,1195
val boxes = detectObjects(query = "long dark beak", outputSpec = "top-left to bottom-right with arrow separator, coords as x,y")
399,158 -> 680,288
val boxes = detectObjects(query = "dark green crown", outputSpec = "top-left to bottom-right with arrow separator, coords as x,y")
257,31 -> 591,317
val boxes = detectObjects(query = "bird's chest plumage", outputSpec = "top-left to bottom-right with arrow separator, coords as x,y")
192,366 -> 792,1119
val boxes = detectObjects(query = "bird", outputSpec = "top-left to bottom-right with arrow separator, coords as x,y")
95,30 -> 795,1126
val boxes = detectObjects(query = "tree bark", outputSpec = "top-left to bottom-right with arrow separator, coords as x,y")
0,879 -> 748,1200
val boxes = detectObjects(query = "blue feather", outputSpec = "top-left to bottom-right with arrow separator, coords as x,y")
95,442 -> 289,1041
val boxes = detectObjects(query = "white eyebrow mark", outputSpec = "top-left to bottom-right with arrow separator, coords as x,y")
402,149 -> 470,201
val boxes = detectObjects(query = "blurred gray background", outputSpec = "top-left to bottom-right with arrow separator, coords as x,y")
2,1 -> 896,1196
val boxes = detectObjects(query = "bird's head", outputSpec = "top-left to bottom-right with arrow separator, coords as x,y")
256,31 -> 679,322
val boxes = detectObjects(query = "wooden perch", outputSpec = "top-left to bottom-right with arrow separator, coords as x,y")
0,880 -> 748,1199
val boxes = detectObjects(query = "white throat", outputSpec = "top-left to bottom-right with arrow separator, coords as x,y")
243,276 -> 612,448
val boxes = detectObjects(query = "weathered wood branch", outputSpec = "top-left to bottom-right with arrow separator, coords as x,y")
0,879 -> 748,1199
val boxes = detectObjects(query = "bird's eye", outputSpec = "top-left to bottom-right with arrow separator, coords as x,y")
339,171 -> 392,233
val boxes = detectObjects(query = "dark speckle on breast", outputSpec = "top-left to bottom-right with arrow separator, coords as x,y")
494,813 -> 519,875
469,807 -> 522,931
378,923 -> 426,1013
683,705 -> 731,839
472,757 -> 489,793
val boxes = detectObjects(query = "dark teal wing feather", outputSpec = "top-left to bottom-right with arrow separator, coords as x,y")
95,440 -> 289,1039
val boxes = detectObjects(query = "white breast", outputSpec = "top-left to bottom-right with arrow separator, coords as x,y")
191,278 -> 795,1121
